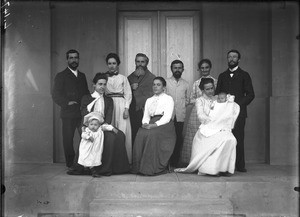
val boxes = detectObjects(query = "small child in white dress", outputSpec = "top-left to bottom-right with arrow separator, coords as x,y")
78,112 -> 105,168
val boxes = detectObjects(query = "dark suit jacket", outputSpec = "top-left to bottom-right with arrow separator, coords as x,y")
128,70 -> 156,111
80,94 -> 114,125
52,68 -> 90,118
215,67 -> 255,118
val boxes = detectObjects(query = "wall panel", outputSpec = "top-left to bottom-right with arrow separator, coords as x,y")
4,2 -> 52,163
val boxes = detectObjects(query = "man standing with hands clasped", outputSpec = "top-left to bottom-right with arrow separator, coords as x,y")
215,49 -> 255,172
52,49 -> 90,169
166,60 -> 189,168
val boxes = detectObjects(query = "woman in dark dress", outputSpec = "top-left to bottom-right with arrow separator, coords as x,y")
131,77 -> 176,176
68,73 -> 130,177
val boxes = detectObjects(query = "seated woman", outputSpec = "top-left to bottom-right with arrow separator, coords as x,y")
175,78 -> 240,176
68,73 -> 130,177
131,77 -> 176,176
180,59 -> 217,166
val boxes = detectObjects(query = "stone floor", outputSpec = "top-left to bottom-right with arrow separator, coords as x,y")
3,163 -> 299,217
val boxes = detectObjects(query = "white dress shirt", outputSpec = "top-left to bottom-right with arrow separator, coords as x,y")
229,66 -> 239,77
166,76 -> 190,122
142,92 -> 174,126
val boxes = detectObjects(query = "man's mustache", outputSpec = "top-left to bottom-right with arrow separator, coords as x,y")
136,65 -> 147,70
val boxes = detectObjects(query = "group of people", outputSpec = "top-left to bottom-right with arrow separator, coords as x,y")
52,49 -> 254,177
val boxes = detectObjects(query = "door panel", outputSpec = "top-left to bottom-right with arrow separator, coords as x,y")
160,11 -> 200,86
119,12 -> 158,76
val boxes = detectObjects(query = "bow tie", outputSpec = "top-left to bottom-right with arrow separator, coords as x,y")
229,70 -> 237,77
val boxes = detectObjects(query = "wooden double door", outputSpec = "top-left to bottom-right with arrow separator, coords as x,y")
118,11 -> 200,86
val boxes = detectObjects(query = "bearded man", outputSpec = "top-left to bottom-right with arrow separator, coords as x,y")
215,49 -> 255,172
166,60 -> 190,167
128,53 -> 156,145
52,49 -> 90,168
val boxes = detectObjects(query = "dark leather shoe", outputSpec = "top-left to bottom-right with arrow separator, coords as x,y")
90,168 -> 100,178
236,168 -> 247,172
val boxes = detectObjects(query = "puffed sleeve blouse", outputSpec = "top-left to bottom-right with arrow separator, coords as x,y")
142,92 -> 174,126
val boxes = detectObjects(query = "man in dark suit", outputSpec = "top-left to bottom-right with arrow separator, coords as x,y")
52,49 -> 90,168
215,49 -> 255,172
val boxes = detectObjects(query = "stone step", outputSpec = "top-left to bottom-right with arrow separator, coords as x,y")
93,182 -> 226,200
89,198 -> 234,217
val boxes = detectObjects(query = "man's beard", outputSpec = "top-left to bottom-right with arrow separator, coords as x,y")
228,61 -> 238,69
135,65 -> 147,76
68,62 -> 78,70
173,72 -> 182,79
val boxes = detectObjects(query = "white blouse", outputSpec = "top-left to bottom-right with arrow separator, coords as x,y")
106,74 -> 132,109
142,92 -> 174,126
195,94 -> 217,125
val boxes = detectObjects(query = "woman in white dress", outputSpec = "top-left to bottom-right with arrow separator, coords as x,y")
104,53 -> 132,163
180,59 -> 218,165
175,78 -> 240,176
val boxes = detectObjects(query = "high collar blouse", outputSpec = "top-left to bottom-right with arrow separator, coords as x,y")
142,92 -> 174,126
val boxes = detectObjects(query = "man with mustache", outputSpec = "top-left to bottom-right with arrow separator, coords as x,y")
128,53 -> 156,145
166,60 -> 190,167
52,49 -> 90,169
215,49 -> 255,172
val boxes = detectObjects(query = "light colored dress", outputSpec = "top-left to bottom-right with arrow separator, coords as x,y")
175,95 -> 240,175
180,75 -> 217,164
106,73 -> 132,163
78,127 -> 104,167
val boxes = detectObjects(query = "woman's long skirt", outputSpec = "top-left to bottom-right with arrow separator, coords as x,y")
175,130 -> 236,175
131,118 -> 176,176
111,96 -> 132,164
93,130 -> 130,175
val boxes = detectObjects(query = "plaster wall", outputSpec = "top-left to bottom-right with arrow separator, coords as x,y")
270,2 -> 299,165
3,2 -> 53,163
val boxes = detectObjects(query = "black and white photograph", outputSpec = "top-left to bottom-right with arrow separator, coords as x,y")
1,0 -> 299,216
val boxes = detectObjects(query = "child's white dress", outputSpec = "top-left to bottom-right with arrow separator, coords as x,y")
78,127 -> 104,167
